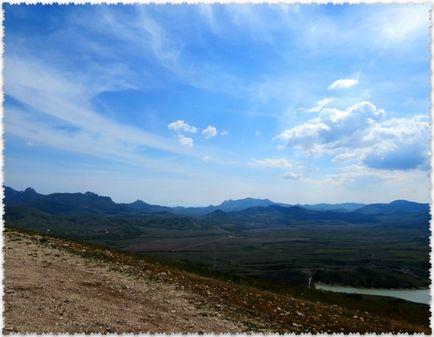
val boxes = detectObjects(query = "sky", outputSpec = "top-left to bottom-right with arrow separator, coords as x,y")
3,4 -> 431,206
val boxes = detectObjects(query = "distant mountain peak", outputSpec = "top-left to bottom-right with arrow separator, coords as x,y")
357,200 -> 429,215
216,197 -> 277,212
84,191 -> 97,196
389,200 -> 418,205
131,200 -> 147,206
24,187 -> 37,194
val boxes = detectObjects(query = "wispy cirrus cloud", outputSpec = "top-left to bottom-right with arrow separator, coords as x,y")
253,158 -> 303,181
68,5 -> 249,97
4,56 -> 203,171
302,97 -> 335,113
283,171 -> 302,180
254,158 -> 292,169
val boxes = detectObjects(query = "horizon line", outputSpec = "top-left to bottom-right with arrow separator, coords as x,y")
4,185 -> 429,208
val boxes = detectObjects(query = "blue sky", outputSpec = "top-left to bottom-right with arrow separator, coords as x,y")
3,4 -> 431,206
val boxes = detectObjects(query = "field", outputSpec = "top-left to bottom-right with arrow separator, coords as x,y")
115,223 -> 429,289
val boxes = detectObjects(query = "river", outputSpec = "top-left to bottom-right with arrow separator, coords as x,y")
315,283 -> 430,305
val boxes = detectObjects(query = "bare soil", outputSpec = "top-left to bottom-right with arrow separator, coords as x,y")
3,230 -> 430,334
3,231 -> 246,334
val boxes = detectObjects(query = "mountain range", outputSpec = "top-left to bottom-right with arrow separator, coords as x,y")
4,186 -> 430,292
4,186 -> 430,218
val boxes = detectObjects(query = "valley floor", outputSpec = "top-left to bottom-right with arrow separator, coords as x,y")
3,230 -> 430,334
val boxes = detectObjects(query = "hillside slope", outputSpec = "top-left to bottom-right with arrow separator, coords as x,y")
3,230 -> 430,334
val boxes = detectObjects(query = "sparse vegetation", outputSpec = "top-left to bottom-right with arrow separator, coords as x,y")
3,229 -> 431,334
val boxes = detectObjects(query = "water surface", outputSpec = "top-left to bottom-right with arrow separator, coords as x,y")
315,283 -> 430,305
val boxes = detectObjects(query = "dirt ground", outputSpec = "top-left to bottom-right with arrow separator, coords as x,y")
3,231 -> 248,334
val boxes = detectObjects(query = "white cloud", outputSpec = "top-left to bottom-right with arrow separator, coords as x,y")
360,116 -> 430,170
294,5 -> 429,59
254,158 -> 292,169
275,101 -> 385,148
202,125 -> 218,139
283,171 -> 302,180
202,155 -> 211,161
332,152 -> 358,162
256,131 -> 261,136
168,120 -> 197,133
377,6 -> 429,43
275,101 -> 429,171
254,158 -> 303,181
198,4 -> 220,35
303,97 -> 335,113
78,6 -> 247,97
328,78 -> 358,90
177,134 -> 194,148
220,130 -> 229,136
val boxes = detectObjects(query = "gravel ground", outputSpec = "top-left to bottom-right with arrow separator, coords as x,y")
3,231 -> 247,334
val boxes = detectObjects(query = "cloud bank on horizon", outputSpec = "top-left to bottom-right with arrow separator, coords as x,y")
3,4 -> 431,206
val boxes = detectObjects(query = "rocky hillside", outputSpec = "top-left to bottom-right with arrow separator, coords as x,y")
3,229 -> 430,334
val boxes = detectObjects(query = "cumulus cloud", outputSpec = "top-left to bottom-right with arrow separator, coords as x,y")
220,130 -> 229,136
275,101 -> 429,171
276,101 -> 385,148
360,116 -> 430,170
328,78 -> 358,90
202,125 -> 218,139
177,134 -> 194,148
254,158 -> 292,169
168,120 -> 197,133
363,142 -> 428,171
